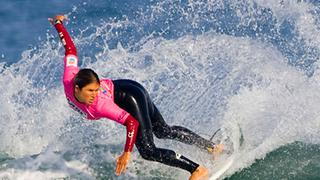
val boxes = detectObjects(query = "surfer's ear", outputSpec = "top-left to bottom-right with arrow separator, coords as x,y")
75,85 -> 81,93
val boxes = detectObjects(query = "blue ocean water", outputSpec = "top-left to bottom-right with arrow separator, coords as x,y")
0,0 -> 320,179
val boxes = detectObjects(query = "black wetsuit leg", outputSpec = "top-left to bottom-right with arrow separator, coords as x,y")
151,105 -> 215,150
113,79 -> 199,173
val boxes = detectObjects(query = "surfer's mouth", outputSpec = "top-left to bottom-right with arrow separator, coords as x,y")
88,99 -> 94,104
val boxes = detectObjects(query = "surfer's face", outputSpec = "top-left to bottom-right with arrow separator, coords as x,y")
75,82 -> 100,105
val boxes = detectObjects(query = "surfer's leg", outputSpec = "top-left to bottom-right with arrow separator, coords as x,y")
135,129 -> 200,174
113,80 -> 203,174
151,105 -> 215,151
113,79 -> 215,151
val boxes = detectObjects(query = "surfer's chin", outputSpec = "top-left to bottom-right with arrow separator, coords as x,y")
86,98 -> 95,105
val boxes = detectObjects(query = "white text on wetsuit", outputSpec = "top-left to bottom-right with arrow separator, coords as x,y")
67,97 -> 87,118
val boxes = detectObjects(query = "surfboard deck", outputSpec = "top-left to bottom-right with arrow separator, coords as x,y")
208,155 -> 235,180
207,126 -> 242,180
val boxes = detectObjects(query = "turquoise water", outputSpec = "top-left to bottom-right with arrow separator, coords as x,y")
0,0 -> 320,179
228,142 -> 320,180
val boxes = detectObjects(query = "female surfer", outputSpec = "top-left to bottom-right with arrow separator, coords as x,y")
49,15 -> 222,180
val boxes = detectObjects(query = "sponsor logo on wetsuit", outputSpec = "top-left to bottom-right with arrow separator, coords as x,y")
67,97 -> 87,117
175,153 -> 181,159
128,131 -> 134,138
99,82 -> 113,98
66,55 -> 78,67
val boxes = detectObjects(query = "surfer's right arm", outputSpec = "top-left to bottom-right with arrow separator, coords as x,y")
49,15 -> 79,84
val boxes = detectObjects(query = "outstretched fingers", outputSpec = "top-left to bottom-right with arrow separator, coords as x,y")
48,15 -> 68,25
115,158 -> 127,176
115,152 -> 131,176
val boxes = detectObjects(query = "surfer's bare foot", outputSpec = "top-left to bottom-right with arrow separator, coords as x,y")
207,144 -> 224,154
207,144 -> 224,160
213,144 -> 224,154
189,165 -> 208,180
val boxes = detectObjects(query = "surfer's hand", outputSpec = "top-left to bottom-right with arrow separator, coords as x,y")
115,151 -> 131,176
48,15 -> 67,25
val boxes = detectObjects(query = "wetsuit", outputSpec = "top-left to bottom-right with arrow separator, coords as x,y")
113,79 -> 215,173
54,20 -> 215,174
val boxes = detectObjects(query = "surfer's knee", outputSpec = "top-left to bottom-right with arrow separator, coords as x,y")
138,148 -> 157,161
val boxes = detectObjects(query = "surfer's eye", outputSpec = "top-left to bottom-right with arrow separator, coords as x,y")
88,89 -> 99,93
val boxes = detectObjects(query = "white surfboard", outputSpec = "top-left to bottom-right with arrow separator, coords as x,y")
207,125 -> 242,180
209,155 -> 235,180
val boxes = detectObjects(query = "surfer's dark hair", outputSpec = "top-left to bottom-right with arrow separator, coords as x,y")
74,68 -> 100,89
